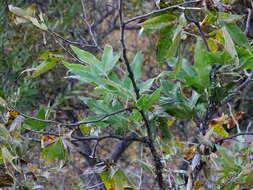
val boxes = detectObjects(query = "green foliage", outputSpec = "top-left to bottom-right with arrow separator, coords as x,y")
40,138 -> 66,163
31,52 -> 63,78
24,108 -> 49,131
2,1 -> 253,189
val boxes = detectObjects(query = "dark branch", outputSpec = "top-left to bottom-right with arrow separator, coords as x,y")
71,133 -> 147,143
118,1 -> 165,189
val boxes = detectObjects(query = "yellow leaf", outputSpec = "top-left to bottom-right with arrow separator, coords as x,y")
207,38 -> 218,52
208,114 -> 229,138
167,119 -> 175,127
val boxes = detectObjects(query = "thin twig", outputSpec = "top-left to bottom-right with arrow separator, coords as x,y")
48,30 -> 97,48
138,144 -> 144,189
54,37 -> 85,65
244,8 -> 252,35
84,182 -> 104,190
16,107 -> 136,127
216,132 -> 253,143
124,0 -> 201,25
20,135 -> 40,142
81,0 -> 103,52
234,69 -> 253,92
222,69 -> 253,103
227,103 -> 240,133
91,141 -> 99,158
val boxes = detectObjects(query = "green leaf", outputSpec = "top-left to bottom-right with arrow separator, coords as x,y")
182,59 -> 196,77
165,103 -> 196,119
79,124 -> 90,136
24,108 -> 49,131
156,25 -> 176,62
157,117 -> 171,142
80,97 -> 112,115
111,168 -> 133,190
149,88 -> 161,105
160,79 -> 175,96
215,145 -> 240,171
40,138 -> 66,163
194,38 -> 210,88
217,12 -> 242,23
1,147 -> 20,172
236,47 -> 253,69
205,51 -> 232,65
210,82 -> 236,103
70,45 -> 100,65
31,59 -> 58,78
130,51 -> 142,80
80,97 -> 122,115
104,79 -> 135,99
0,124 -> 11,139
29,17 -> 47,30
136,95 -> 149,111
134,160 -> 154,175
0,97 -> 7,108
102,45 -> 120,73
167,31 -> 181,60
99,171 -> 115,189
224,23 -> 251,50
222,26 -> 239,64
141,13 -> 176,30
63,62 -> 103,84
138,78 -> 154,94
128,109 -> 142,122
136,89 -> 161,111
8,5 -> 30,18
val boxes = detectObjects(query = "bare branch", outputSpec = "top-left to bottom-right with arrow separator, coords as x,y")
124,0 -> 202,25
81,0 -> 103,52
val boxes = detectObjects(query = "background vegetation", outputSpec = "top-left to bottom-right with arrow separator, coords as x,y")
1,0 -> 253,189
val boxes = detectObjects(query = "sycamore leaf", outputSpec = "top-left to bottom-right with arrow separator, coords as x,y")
102,45 -> 120,73
40,138 -> 66,163
138,78 -> 154,94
